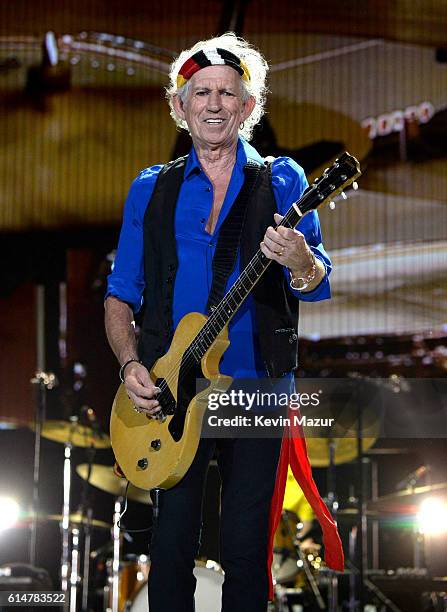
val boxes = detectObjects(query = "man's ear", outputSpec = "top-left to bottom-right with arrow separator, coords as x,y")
242,95 -> 256,121
172,94 -> 186,120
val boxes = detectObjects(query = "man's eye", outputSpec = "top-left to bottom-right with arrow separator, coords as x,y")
222,91 -> 235,96
196,91 -> 208,96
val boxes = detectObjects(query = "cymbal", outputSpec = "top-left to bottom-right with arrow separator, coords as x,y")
367,483 -> 447,514
336,508 -> 386,520
76,464 -> 151,505
301,389 -> 381,466
41,420 -> 110,448
306,437 -> 378,467
43,513 -> 111,530
365,448 -> 413,456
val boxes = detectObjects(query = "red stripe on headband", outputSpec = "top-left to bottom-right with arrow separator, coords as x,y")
178,57 -> 203,81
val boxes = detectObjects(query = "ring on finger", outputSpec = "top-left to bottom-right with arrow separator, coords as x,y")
133,405 -> 142,414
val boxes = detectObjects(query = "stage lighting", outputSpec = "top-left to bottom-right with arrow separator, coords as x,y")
0,497 -> 20,533
417,497 -> 447,535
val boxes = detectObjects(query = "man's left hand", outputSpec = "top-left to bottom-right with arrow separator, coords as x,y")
260,213 -> 315,278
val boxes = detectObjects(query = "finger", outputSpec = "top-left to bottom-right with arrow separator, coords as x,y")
139,405 -> 162,415
265,228 -> 288,250
137,396 -> 160,409
127,388 -> 160,408
139,406 -> 163,418
273,212 -> 284,226
126,382 -> 158,401
126,371 -> 160,395
276,225 -> 297,240
260,241 -> 281,263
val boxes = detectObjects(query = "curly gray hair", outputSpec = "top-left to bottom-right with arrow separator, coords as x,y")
166,33 -> 269,141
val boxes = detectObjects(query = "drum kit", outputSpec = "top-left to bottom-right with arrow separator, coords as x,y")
16,409 -> 443,612
21,416 -> 228,612
270,432 -> 447,612
3,356 -> 446,611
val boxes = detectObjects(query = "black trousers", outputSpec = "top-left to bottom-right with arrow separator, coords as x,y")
148,437 -> 282,612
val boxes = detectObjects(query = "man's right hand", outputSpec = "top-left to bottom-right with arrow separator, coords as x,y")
124,361 -> 161,417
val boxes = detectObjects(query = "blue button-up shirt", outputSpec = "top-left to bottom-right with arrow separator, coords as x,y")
106,137 -> 331,378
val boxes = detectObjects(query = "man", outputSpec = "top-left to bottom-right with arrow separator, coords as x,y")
105,33 -> 340,612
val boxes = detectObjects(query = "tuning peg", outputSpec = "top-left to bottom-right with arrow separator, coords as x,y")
329,201 -> 336,210
352,181 -> 359,191
341,191 -> 347,200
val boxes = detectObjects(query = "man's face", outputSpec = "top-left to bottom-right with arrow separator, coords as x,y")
174,65 -> 255,149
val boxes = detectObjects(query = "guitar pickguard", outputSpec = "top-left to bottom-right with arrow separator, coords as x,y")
158,357 -> 203,442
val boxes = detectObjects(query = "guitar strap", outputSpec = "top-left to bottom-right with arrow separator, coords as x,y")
206,160 -> 267,314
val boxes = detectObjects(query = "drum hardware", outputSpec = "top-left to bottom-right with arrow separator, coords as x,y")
273,511 -> 325,609
77,419 -> 99,612
81,508 -> 93,611
60,417 -> 75,608
111,498 -> 123,612
283,512 -> 326,610
355,378 -> 368,612
325,440 -> 339,612
38,410 -> 112,610
104,555 -> 150,612
344,560 -> 404,612
70,526 -> 81,612
29,366 -> 58,568
125,560 -> 224,611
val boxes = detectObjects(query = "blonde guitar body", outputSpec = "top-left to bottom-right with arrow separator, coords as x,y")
110,312 -> 232,491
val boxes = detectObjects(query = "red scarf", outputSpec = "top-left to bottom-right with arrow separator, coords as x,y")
267,407 -> 344,599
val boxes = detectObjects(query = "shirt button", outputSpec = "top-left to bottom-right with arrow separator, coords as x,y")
205,187 -> 211,192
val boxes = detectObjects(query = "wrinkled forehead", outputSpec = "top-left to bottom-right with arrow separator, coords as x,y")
189,65 -> 242,91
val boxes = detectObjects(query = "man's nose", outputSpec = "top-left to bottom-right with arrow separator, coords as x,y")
207,90 -> 222,111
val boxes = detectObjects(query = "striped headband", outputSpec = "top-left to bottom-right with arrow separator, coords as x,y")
176,48 -> 250,89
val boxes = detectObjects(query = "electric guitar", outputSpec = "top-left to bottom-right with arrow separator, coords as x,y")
110,153 -> 361,491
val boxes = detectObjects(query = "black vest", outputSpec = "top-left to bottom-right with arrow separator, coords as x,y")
138,156 -> 299,378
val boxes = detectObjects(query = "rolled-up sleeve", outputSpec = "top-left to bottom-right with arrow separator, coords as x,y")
271,157 -> 332,302
105,165 -> 163,312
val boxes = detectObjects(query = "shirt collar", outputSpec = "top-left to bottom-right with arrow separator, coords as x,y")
183,136 -> 265,179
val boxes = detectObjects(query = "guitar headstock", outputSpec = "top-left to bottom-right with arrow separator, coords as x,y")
300,152 -> 361,215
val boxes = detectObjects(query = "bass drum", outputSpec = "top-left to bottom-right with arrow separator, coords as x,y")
128,560 -> 224,611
